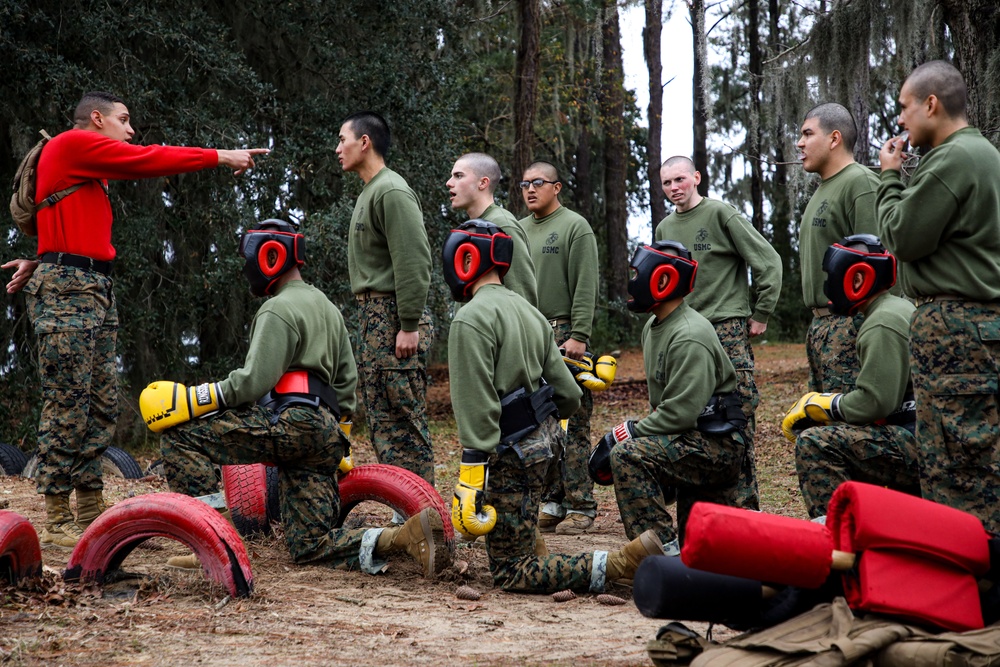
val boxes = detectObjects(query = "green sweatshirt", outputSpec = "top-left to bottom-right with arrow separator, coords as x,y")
633,301 -> 737,437
837,293 -> 914,423
655,198 -> 782,323
876,127 -> 1000,301
479,203 -> 538,307
518,205 -> 599,342
448,284 -> 582,453
218,280 -> 358,415
348,167 -> 432,331
799,162 -> 879,308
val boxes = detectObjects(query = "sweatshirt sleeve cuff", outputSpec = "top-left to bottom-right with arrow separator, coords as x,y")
879,169 -> 902,183
399,318 -> 419,332
750,310 -> 770,324
570,332 -> 589,343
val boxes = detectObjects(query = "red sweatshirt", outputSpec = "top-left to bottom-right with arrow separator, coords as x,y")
35,129 -> 219,261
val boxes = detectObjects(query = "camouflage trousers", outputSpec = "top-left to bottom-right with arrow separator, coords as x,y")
795,423 -> 920,519
540,321 -> 596,517
610,430 -> 744,546
160,404 -> 370,567
910,299 -> 1000,533
485,418 -> 602,593
25,263 -> 118,496
806,313 -> 862,393
357,296 -> 435,485
714,317 -> 760,510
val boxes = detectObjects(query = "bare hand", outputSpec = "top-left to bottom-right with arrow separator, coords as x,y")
878,136 -> 906,173
217,148 -> 270,176
561,338 -> 587,360
396,329 -> 419,359
2,259 -> 39,294
749,319 -> 767,337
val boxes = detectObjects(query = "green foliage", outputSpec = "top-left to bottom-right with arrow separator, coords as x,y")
0,0 -> 649,449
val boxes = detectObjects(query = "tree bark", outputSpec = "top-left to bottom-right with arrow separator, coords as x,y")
936,0 -> 1000,133
747,0 -> 764,232
690,0 -> 710,197
512,0 -> 541,213
644,0 -> 666,238
600,1 -> 629,304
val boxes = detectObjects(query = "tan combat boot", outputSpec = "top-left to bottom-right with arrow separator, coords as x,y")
606,529 -> 665,582
166,509 -> 239,570
555,512 -> 593,535
376,508 -> 452,578
75,488 -> 110,530
40,494 -> 84,549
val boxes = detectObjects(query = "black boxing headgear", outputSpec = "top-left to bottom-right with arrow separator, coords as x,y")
442,219 -> 513,302
626,240 -> 698,313
239,219 -> 306,297
822,234 -> 896,315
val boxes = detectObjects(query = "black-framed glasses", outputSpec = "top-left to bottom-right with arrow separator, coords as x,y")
518,178 -> 559,189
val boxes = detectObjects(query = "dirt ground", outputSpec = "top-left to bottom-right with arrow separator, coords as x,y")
0,342 -> 809,667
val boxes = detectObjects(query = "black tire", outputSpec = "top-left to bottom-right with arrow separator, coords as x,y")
22,447 -> 143,480
102,446 -> 143,479
0,442 -> 29,476
265,465 -> 280,526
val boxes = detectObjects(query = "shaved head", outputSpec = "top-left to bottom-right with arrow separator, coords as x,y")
905,60 -> 968,119
73,91 -> 125,127
661,155 -> 696,173
458,152 -> 502,193
804,103 -> 858,151
524,161 -> 560,182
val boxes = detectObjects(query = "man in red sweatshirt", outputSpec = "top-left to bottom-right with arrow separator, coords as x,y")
2,91 -> 267,548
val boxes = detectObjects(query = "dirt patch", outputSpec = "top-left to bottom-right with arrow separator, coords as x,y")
1,343 -> 809,666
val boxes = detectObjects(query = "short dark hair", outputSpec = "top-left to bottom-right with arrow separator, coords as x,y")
804,103 -> 858,151
74,91 -> 125,127
906,60 -> 968,119
458,153 -> 502,193
524,160 -> 560,182
344,111 -> 391,157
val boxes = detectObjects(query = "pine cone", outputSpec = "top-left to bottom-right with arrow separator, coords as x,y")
596,594 -> 627,606
455,586 -> 482,601
551,589 -> 577,602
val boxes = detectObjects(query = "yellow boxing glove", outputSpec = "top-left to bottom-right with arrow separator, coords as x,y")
594,355 -> 617,387
338,418 -> 354,473
562,350 -> 612,392
140,381 -> 225,433
451,449 -> 497,538
780,391 -> 843,442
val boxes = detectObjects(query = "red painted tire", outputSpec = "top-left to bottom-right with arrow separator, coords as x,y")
64,492 -> 253,598
221,464 -> 273,536
0,510 -> 43,584
337,464 -> 453,541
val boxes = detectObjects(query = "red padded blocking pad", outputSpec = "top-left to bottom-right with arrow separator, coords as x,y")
828,481 -> 990,576
847,548 -> 983,632
682,502 -> 834,589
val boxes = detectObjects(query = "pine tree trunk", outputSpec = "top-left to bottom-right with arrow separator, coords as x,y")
512,0 -> 541,213
644,0 -> 666,238
690,0 -> 710,197
601,1 -> 629,304
748,0 -> 764,233
937,0 -> 1000,132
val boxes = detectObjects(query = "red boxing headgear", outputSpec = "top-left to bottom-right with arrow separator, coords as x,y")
822,234 -> 896,315
626,240 -> 698,312
442,219 -> 513,302
239,219 -> 306,297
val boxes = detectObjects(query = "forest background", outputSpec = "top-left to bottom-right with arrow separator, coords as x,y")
1,0 -> 998,452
